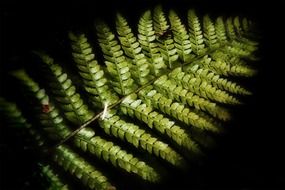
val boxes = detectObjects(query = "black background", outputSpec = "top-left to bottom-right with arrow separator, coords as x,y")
0,0 -> 284,189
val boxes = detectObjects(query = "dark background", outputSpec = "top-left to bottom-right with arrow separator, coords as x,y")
0,0 -> 284,189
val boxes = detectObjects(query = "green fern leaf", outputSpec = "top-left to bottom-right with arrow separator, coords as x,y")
138,10 -> 167,76
153,75 -> 231,121
40,164 -> 70,190
188,9 -> 206,55
169,10 -> 193,63
96,21 -> 138,95
203,15 -> 219,49
120,93 -> 202,154
116,13 -> 153,85
99,110 -> 186,167
215,17 -> 228,44
139,86 -> 221,133
69,32 -> 119,108
54,145 -> 116,190
153,5 -> 179,68
35,52 -> 94,125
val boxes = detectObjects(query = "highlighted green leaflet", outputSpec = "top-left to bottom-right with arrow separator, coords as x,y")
36,52 -> 94,125
11,70 -> 70,139
138,10 -> 167,76
169,10 -> 193,63
169,67 -> 240,104
69,32 -> 119,108
99,110 -> 186,167
153,75 -> 231,121
121,93 -> 202,154
96,21 -> 137,95
54,145 -> 116,190
116,13 -> 153,85
203,15 -> 219,49
75,134 -> 160,182
40,164 -> 70,190
188,9 -> 206,55
153,5 -> 179,68
139,86 -> 221,133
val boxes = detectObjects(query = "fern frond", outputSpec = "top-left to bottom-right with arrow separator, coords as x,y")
169,67 -> 240,104
186,63 -> 251,95
138,10 -> 167,76
215,17 -> 228,44
188,9 -> 206,55
0,5 -> 260,189
116,13 -> 153,85
225,17 -> 236,40
54,145 -> 115,190
0,97 -> 46,147
99,110 -> 185,167
69,32 -> 119,108
11,70 -> 71,139
10,71 -> 160,181
139,86 -> 221,133
233,16 -> 242,37
95,21 -> 137,95
40,164 -> 70,190
75,130 -> 160,182
242,17 -> 249,33
153,5 -> 179,68
0,97 -> 31,128
203,15 -> 219,49
35,52 -> 94,125
120,93 -> 202,154
153,75 -> 231,121
208,53 -> 256,77
169,10 -> 193,63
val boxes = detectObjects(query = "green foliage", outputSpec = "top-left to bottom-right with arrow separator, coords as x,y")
116,13 -> 153,85
0,5 -> 259,190
54,145 -> 116,190
99,109 -> 185,167
120,93 -> 201,154
39,164 -> 70,190
203,15 -> 219,49
188,9 -> 206,55
169,10 -> 193,63
96,21 -> 138,95
138,10 -> 167,76
35,52 -> 94,125
153,5 -> 179,68
215,17 -> 227,44
69,32 -> 119,108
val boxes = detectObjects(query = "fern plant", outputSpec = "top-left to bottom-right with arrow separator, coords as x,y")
0,4 -> 258,190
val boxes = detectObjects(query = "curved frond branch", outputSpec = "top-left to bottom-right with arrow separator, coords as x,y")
187,9 -> 206,55
39,164 -> 70,190
138,86 -> 221,133
95,21 -> 138,95
35,52 -> 94,125
75,131 -> 160,182
120,93 -> 202,154
153,5 -> 179,68
169,10 -> 193,63
69,32 -> 119,108
116,13 -> 153,85
54,145 -> 116,190
186,63 -> 252,95
203,15 -> 219,49
153,75 -> 231,121
99,110 -> 186,167
169,67 -> 241,104
215,17 -> 228,44
138,10 -> 167,76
